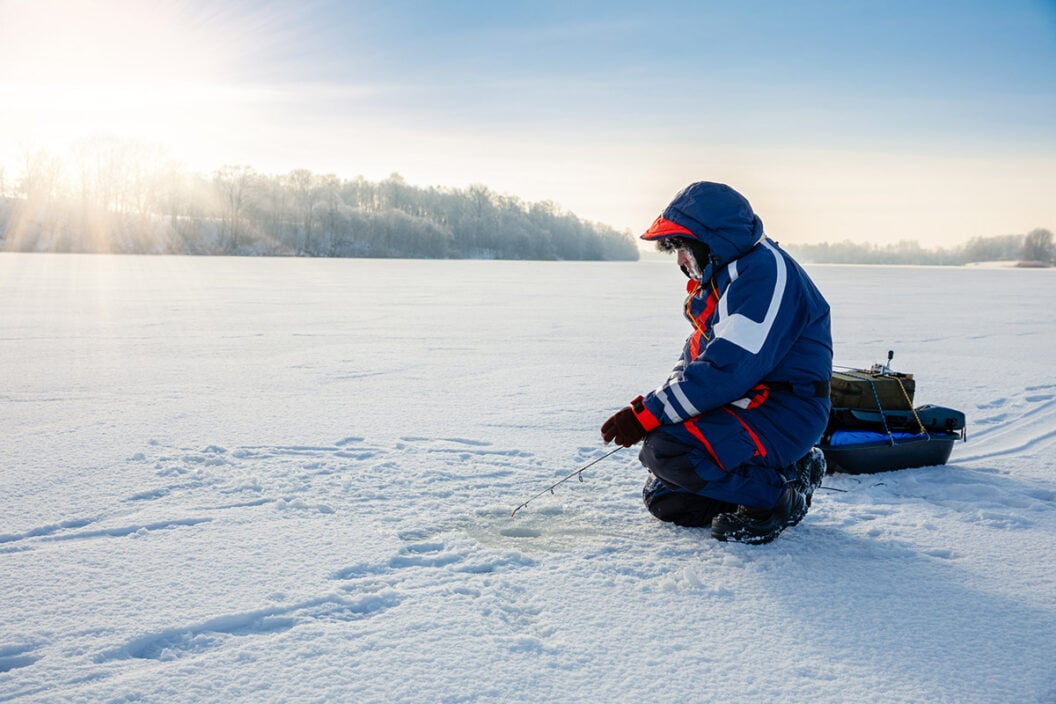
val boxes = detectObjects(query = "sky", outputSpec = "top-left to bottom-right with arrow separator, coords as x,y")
1,0 -> 1054,246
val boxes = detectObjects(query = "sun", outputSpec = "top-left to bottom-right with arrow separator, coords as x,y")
0,0 -> 264,169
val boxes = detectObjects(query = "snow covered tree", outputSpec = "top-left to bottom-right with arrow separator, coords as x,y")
213,165 -> 256,253
1021,228 -> 1055,264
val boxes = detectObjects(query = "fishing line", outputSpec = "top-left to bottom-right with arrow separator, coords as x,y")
510,446 -> 624,517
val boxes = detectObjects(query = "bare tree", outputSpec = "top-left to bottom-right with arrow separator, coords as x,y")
213,165 -> 255,252
123,141 -> 173,226
316,174 -> 342,255
287,169 -> 321,254
382,172 -> 407,211
20,149 -> 64,205
1021,228 -> 1055,264
7,149 -> 67,251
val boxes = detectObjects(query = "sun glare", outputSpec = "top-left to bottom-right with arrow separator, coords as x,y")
0,0 -> 260,165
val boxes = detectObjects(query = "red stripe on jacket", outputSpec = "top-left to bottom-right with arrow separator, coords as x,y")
683,420 -> 727,472
723,407 -> 768,458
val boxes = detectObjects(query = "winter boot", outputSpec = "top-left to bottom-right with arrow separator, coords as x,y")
642,474 -> 738,528
710,484 -> 808,545
793,447 -> 827,508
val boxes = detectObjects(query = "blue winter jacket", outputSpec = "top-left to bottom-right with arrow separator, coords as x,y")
634,182 -> 833,468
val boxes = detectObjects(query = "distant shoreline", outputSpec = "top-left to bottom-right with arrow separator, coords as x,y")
2,250 -> 1053,270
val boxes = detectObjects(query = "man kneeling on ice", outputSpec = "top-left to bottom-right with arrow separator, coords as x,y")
602,182 -> 831,544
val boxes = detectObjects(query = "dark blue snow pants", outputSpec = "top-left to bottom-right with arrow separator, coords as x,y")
639,425 -> 793,527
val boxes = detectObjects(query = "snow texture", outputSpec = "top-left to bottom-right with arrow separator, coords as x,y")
2,254 -> 1055,703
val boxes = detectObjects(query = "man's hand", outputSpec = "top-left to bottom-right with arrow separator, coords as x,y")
601,407 -> 647,447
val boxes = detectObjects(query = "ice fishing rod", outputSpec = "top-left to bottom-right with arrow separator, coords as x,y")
510,446 -> 624,517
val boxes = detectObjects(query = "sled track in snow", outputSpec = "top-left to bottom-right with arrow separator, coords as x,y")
957,387 -> 1056,465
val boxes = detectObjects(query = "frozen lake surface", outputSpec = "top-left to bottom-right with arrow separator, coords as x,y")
2,253 -> 1055,702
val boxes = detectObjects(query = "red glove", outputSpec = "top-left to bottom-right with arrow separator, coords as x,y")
601,406 -> 647,447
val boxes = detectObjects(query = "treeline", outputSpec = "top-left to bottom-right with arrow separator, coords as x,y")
0,139 -> 638,261
785,229 -> 1054,266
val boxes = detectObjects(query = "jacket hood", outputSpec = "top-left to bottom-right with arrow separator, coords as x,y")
641,182 -> 765,267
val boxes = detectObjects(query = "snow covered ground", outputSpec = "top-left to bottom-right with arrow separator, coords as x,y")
2,253 -> 1055,703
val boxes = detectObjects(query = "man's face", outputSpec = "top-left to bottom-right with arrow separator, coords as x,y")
677,244 -> 703,281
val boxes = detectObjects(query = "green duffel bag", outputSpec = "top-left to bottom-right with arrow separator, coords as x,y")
830,370 -> 916,411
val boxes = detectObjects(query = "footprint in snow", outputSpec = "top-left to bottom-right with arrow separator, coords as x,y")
97,594 -> 401,663
0,643 -> 42,673
1025,383 -> 1056,392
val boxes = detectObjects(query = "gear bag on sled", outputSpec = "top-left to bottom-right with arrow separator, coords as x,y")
820,351 -> 966,475
830,369 -> 915,411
